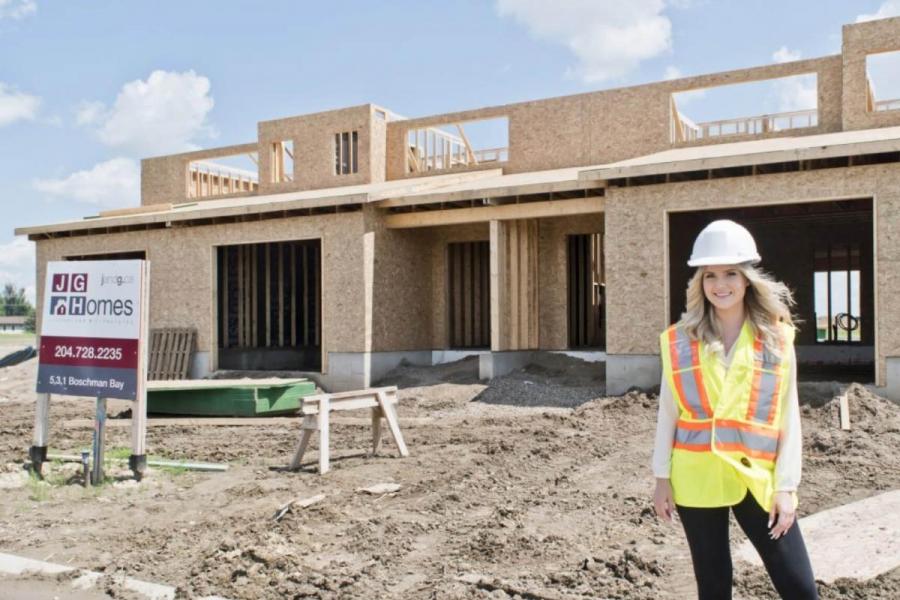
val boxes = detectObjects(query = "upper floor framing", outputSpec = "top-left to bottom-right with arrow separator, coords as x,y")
131,17 -> 900,207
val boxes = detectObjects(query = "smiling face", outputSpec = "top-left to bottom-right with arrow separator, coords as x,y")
702,265 -> 749,316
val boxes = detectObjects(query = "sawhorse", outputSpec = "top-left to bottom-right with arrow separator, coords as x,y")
289,386 -> 409,474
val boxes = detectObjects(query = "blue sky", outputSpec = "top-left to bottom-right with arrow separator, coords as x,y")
1,0 -> 899,304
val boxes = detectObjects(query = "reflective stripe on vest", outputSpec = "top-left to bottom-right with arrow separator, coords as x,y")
674,418 -> 779,462
667,327 -> 713,420
746,338 -> 786,425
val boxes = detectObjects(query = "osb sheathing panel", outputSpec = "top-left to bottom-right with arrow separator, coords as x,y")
257,105 -> 373,195
141,143 -> 259,206
842,17 -> 900,131
366,207 -> 433,352
538,214 -> 604,350
33,213 -> 369,366
385,57 -> 843,182
426,223 -> 491,349
370,112 -> 387,185
605,164 -> 900,386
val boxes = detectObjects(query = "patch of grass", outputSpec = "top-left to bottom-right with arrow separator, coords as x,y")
26,471 -> 50,502
0,333 -> 36,347
105,446 -> 132,460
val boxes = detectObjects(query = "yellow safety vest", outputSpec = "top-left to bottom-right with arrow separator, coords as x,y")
659,320 -> 794,512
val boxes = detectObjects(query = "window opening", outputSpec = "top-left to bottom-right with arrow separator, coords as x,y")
814,243 -> 861,343
670,74 -> 818,142
406,117 -> 508,174
187,152 -> 259,198
334,131 -> 359,175
866,50 -> 900,112
271,140 -> 294,183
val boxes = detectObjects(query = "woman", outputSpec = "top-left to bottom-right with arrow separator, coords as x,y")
651,220 -> 817,599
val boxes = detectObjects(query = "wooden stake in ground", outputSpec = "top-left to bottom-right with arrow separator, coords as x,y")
129,261 -> 151,479
839,392 -> 851,431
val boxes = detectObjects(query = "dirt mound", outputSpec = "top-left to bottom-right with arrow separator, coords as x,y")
474,354 -> 606,409
735,565 -> 900,599
798,383 -> 900,513
376,356 -> 481,389
801,383 -> 900,461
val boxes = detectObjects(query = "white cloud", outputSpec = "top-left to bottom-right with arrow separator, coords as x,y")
33,158 -> 140,208
75,100 -> 105,126
772,46 -> 802,63
0,0 -> 36,20
496,0 -> 672,83
664,66 -> 682,80
773,74 -> 818,112
0,237 -> 36,305
79,70 -> 215,157
0,82 -> 40,126
857,1 -> 900,22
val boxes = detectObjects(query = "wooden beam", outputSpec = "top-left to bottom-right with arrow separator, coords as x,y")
279,243 -> 284,347
222,248 -> 229,349
509,221 -> 519,349
265,244 -> 271,347
456,124 -> 478,165
99,203 -> 175,219
489,221 -> 504,351
384,196 -> 604,229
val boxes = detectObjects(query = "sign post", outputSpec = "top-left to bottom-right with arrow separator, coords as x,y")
32,260 -> 149,483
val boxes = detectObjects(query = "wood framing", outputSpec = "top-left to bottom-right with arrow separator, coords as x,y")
385,196 -> 604,229
490,219 -> 539,351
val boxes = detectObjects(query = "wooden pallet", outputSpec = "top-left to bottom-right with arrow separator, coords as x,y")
148,328 -> 196,380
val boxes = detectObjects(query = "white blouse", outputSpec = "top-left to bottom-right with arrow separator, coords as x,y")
651,343 -> 802,492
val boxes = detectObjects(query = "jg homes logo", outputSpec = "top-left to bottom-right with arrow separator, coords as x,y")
49,271 -> 134,317
52,273 -> 88,293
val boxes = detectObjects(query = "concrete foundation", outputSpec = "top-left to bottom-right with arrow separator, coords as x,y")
369,350 -> 433,383
314,350 -> 435,392
606,354 -> 661,395
882,357 -> 900,402
189,352 -> 211,379
479,351 -> 535,380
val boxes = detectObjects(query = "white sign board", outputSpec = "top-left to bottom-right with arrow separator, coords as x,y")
36,260 -> 147,400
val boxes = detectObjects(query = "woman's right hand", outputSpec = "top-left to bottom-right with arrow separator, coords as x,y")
653,478 -> 676,523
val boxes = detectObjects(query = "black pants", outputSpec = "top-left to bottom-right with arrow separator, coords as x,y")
676,492 -> 818,600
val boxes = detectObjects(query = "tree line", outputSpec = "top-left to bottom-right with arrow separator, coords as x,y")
1,283 -> 36,333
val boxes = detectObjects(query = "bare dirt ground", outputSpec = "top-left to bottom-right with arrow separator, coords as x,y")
1,339 -> 899,599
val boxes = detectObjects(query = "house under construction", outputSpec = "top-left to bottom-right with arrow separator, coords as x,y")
16,17 -> 900,400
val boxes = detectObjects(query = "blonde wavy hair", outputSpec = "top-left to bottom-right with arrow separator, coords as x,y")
677,263 -> 796,355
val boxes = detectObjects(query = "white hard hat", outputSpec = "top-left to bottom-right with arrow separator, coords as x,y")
687,220 -> 761,267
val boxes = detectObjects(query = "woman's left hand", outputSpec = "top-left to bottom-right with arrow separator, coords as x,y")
768,491 -> 796,539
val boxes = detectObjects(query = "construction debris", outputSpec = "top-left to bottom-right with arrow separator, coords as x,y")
272,493 -> 326,522
356,482 -> 402,495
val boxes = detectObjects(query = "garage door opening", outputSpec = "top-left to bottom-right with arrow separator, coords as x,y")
217,240 -> 321,371
668,199 -> 873,382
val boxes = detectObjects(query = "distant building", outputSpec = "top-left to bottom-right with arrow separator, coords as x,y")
0,316 -> 27,334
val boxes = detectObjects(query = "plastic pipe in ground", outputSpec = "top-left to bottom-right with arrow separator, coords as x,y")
47,453 -> 228,472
